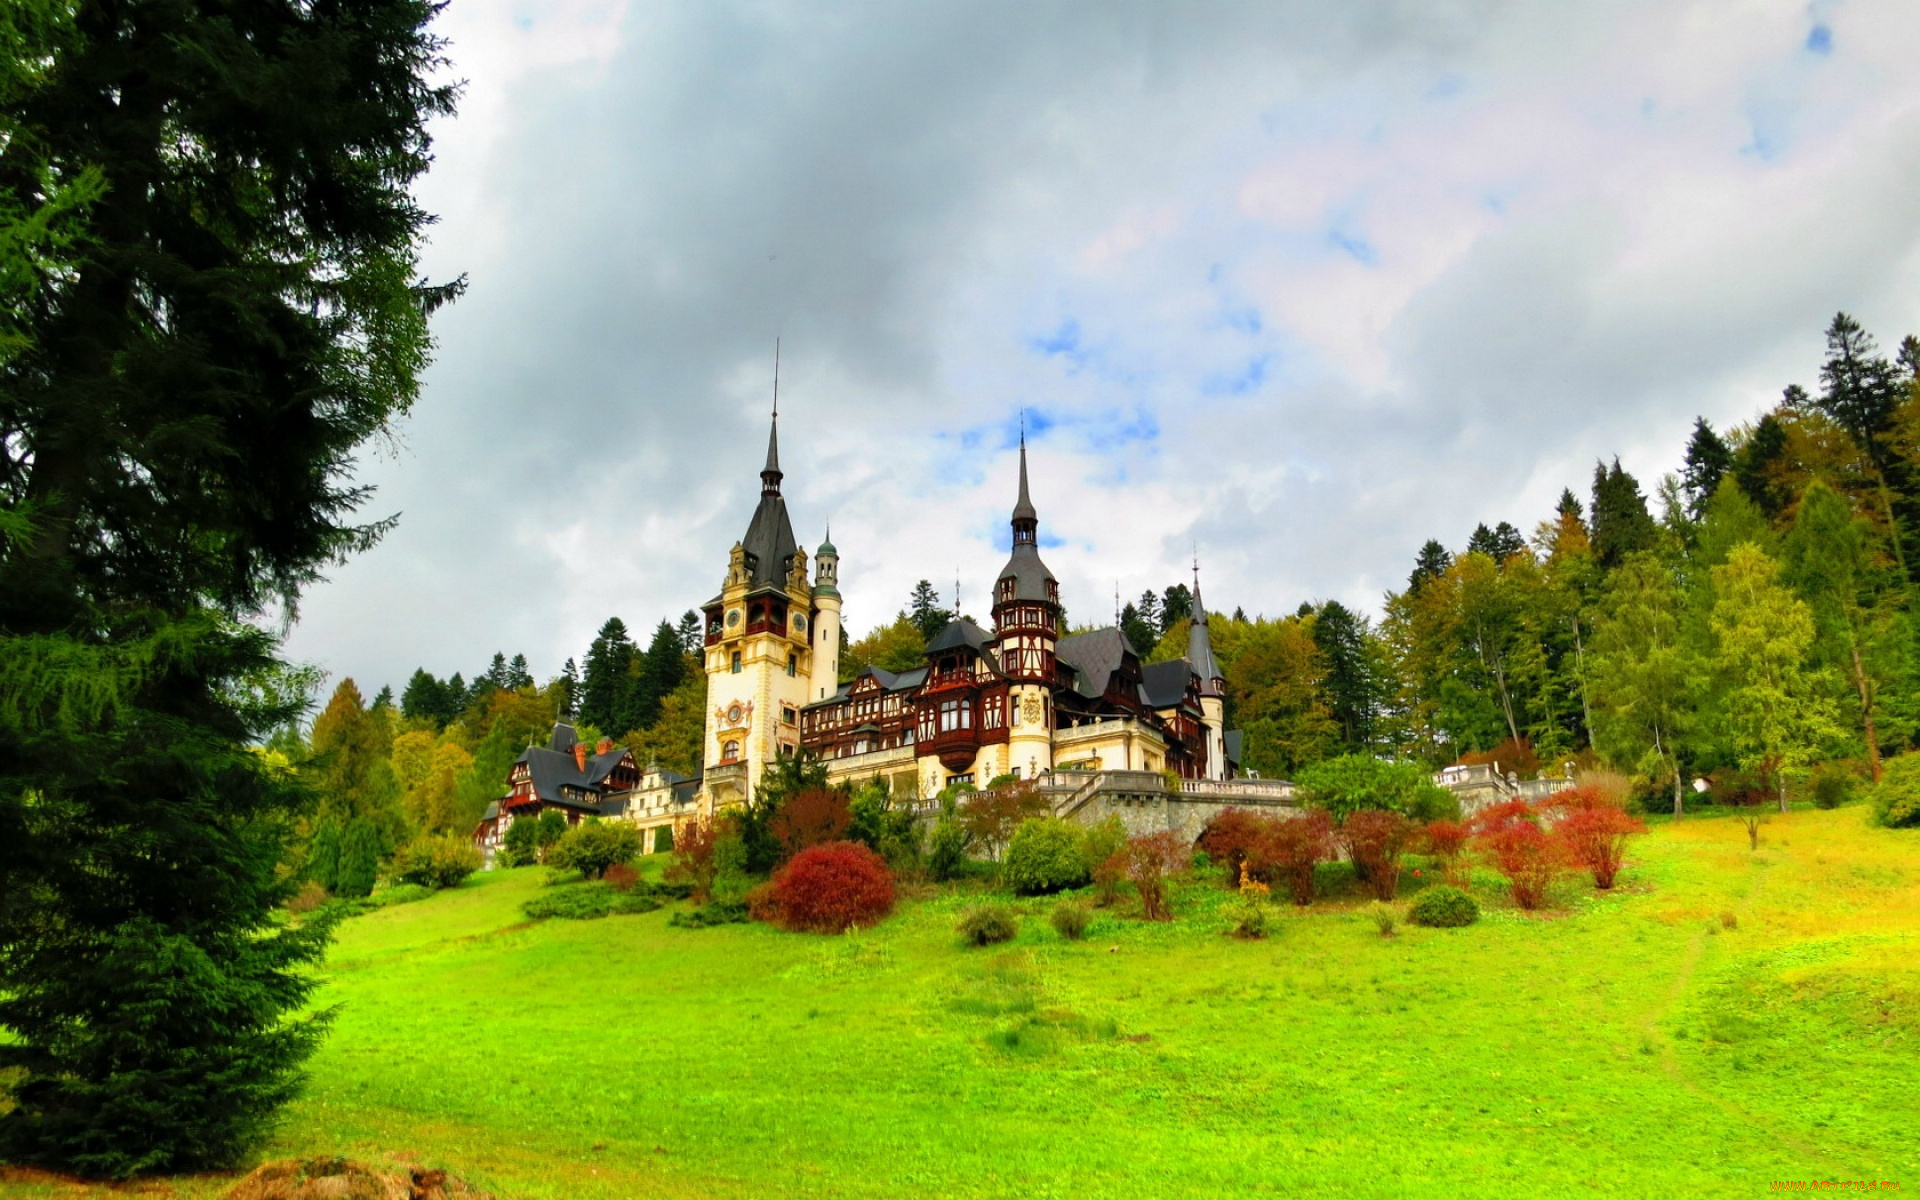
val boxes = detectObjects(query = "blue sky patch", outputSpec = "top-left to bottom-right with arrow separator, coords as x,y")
1328,229 -> 1379,265
1204,354 -> 1272,397
1806,24 -> 1832,55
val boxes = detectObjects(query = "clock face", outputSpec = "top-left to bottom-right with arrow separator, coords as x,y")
726,608 -> 742,628
793,613 -> 808,634
726,702 -> 744,725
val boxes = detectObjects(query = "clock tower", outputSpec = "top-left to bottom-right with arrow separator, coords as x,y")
701,414 -> 816,808
991,435 -> 1060,781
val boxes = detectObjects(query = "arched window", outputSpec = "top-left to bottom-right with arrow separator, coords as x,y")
722,740 -> 741,763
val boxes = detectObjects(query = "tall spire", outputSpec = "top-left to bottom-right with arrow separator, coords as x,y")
761,339 -> 782,497
1011,429 -> 1038,544
1188,555 -> 1223,694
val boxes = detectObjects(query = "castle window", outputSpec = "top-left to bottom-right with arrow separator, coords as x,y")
731,652 -> 741,674
788,652 -> 798,677
781,704 -> 797,726
721,740 -> 741,763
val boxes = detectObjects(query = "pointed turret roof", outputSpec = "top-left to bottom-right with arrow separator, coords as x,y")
1188,566 -> 1224,696
740,412 -> 797,591
996,436 -> 1057,605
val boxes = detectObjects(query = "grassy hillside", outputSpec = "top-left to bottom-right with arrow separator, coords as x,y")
3,807 -> 1914,1199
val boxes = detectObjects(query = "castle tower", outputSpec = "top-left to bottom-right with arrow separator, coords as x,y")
701,413 -> 815,807
991,435 -> 1061,781
810,529 -> 842,703
1188,566 -> 1228,780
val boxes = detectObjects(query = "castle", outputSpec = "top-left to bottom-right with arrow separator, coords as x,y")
475,414 -> 1249,860
695,414 -> 1240,810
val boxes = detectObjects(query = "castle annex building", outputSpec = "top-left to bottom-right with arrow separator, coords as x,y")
699,415 -> 1241,808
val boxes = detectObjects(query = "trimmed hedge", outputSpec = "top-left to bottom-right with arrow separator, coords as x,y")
1407,884 -> 1479,928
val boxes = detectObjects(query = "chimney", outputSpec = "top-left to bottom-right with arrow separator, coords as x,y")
596,738 -> 613,755
573,742 -> 588,772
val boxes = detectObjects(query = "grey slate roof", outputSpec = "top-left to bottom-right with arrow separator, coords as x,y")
1141,658 -> 1195,709
926,617 -> 993,655
1224,729 -> 1245,767
996,543 -> 1058,603
740,417 -> 799,591
1188,576 -> 1223,692
1055,627 -> 1134,699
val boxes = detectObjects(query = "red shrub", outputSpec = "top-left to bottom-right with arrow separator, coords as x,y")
1469,800 -> 1563,910
1342,810 -> 1414,901
1554,806 -> 1645,889
1106,832 -> 1187,921
1250,810 -> 1334,906
745,880 -> 784,924
769,787 -> 852,859
769,840 -> 896,933
1196,808 -> 1265,888
665,813 -> 724,902
604,862 -> 640,893
1548,783 -> 1619,813
1422,819 -> 1471,887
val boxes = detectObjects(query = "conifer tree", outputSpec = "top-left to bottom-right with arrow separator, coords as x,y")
908,580 -> 950,640
1408,540 -> 1452,593
634,619 -> 688,731
558,658 -> 581,719
1734,412 -> 1793,518
507,653 -> 533,690
1160,583 -> 1193,632
1312,601 -> 1379,752
580,618 -> 637,735
677,610 -> 703,656
1591,555 -> 1695,816
1589,460 -> 1657,571
1681,418 -> 1735,520
0,0 -> 457,1174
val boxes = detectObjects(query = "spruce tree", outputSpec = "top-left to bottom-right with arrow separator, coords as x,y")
558,658 -> 581,719
635,620 -> 687,730
507,653 -> 533,690
1681,418 -> 1734,520
1312,601 -> 1377,752
580,618 -> 636,735
0,0 -> 455,1175
908,580 -> 950,640
400,668 -> 445,724
1160,583 -> 1193,631
676,610 -> 703,656
1734,412 -> 1793,518
1589,459 -> 1657,571
1408,540 -> 1452,593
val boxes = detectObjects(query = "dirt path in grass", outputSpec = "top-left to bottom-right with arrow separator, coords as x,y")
1639,854 -> 1841,1168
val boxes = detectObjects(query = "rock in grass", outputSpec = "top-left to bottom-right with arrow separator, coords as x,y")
223,1157 -> 491,1200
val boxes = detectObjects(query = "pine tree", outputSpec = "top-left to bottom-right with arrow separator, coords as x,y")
1589,459 -> 1657,571
1408,540 -> 1452,593
507,653 -> 533,690
1160,583 -> 1193,632
1681,418 -> 1734,520
0,0 -> 456,1172
1734,412 -> 1792,518
634,620 -> 688,731
558,658 -> 581,719
1136,590 -> 1162,635
1590,555 -> 1695,816
400,669 -> 446,725
580,618 -> 636,735
370,685 -> 395,712
1556,489 -> 1585,523
307,819 -> 343,892
908,580 -> 950,640
1120,602 -> 1155,655
1312,601 -> 1378,752
335,818 -> 383,899
1467,522 -> 1526,563
677,610 -> 703,656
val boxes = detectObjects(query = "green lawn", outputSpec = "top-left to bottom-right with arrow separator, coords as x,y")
3,807 -> 1914,1198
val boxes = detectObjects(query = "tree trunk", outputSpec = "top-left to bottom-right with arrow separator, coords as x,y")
1571,615 -> 1594,744
1850,636 -> 1881,782
1655,723 -> 1682,818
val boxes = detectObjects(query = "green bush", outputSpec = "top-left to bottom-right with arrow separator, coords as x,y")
391,834 -> 482,890
669,900 -> 749,928
1227,896 -> 1268,940
1873,753 -> 1920,828
1407,884 -> 1479,928
927,813 -> 971,882
1049,901 -> 1091,941
548,820 -> 643,879
1003,818 -> 1090,895
370,883 -> 435,909
501,818 -> 539,867
1367,901 -> 1398,937
522,882 -> 663,920
957,905 -> 1018,946
1811,764 -> 1853,811
1295,754 -> 1458,823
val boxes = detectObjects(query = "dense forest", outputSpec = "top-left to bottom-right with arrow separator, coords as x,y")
292,311 -> 1920,869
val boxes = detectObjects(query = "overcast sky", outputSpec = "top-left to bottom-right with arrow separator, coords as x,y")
283,0 -> 1920,697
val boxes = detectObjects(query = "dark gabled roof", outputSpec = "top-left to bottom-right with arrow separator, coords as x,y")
646,766 -> 690,786
671,778 -> 701,804
480,801 -> 500,822
549,723 -> 579,752
1188,575 -> 1223,694
582,749 -> 631,787
595,796 -> 626,818
1224,729 -> 1244,766
926,617 -> 993,655
519,741 -> 632,811
1141,658 -> 1195,709
1055,627 -> 1134,699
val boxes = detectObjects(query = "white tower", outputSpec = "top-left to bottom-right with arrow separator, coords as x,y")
810,531 -> 842,703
